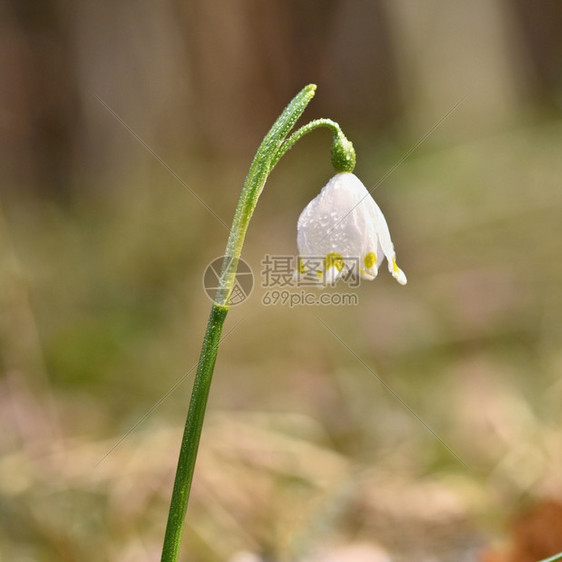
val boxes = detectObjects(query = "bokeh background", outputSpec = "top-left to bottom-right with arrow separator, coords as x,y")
2,1 -> 562,561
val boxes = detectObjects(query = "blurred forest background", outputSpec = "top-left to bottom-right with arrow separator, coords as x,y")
1,1 -> 562,561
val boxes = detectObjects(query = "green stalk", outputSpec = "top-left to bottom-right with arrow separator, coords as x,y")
161,84 -> 330,562
271,118 -> 355,172
540,554 -> 562,562
161,83 -> 356,561
160,303 -> 227,562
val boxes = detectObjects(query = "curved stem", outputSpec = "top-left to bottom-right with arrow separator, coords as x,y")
161,82 -> 357,561
271,118 -> 343,168
215,84 -> 317,306
160,84 -> 319,562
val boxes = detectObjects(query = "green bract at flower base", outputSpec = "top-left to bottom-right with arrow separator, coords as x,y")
160,84 -> 403,562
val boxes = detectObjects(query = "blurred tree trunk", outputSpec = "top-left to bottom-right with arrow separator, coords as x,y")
510,0 -> 562,113
1,0 -> 561,195
176,0 -> 402,154
0,0 -> 80,196
385,0 -> 520,141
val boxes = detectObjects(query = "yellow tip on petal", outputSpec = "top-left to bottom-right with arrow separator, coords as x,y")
364,252 -> 377,269
392,257 -> 407,285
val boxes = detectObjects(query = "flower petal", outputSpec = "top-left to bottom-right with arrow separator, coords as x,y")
390,256 -> 407,285
297,173 -> 377,259
297,172 -> 407,285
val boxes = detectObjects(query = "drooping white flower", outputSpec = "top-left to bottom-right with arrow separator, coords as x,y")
297,172 -> 407,285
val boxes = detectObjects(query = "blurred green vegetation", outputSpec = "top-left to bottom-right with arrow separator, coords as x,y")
2,120 -> 562,560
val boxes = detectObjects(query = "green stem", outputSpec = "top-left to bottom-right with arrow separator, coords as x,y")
272,118 -> 355,173
160,303 -> 227,562
540,554 -> 562,562
161,82 -> 357,560
215,84 -> 318,307
271,118 -> 341,165
161,84 -> 321,561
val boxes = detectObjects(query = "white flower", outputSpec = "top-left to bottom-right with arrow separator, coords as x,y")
297,172 -> 407,285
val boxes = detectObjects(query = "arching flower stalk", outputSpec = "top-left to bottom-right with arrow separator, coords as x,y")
160,84 -> 407,562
